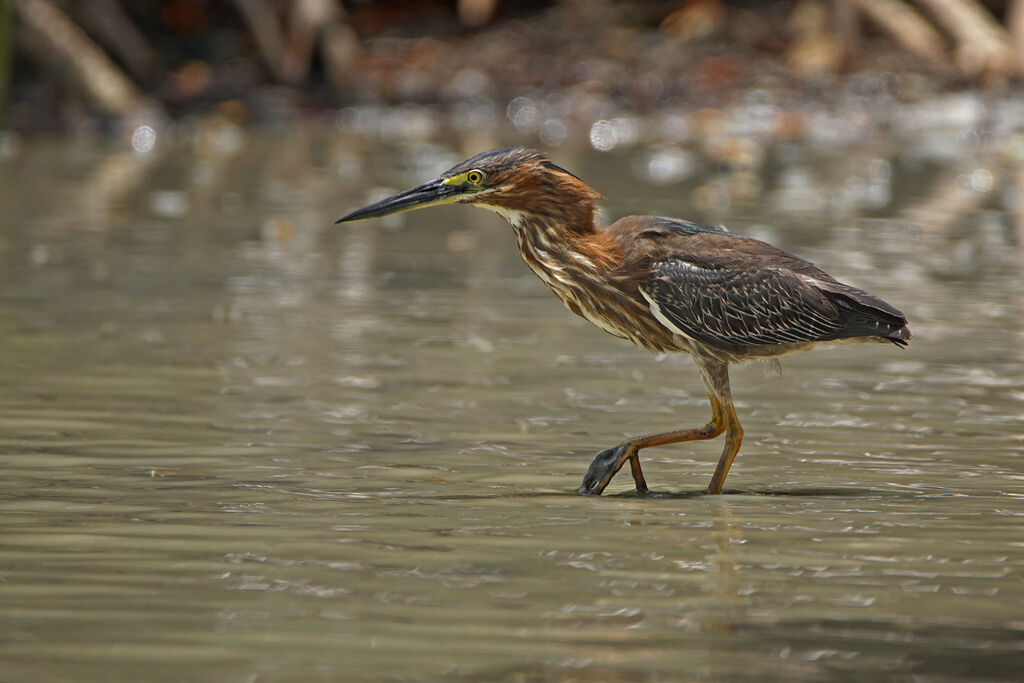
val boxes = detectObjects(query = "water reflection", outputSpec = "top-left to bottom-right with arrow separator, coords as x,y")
0,125 -> 1022,680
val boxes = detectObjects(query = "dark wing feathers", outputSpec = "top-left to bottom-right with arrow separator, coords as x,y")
641,258 -> 910,351
827,290 -> 912,345
812,278 -> 907,322
644,217 -> 729,236
610,215 -> 912,351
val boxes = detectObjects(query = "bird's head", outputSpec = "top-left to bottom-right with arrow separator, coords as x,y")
335,148 -> 601,227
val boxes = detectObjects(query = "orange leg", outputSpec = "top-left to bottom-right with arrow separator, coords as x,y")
705,401 -> 743,494
579,393 -> 727,495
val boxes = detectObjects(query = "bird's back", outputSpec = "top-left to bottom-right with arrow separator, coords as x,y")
604,216 -> 912,359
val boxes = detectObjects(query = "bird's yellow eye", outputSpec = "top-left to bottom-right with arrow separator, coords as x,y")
466,170 -> 484,185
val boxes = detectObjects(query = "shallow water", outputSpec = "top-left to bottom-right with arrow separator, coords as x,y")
1,132 -> 1022,681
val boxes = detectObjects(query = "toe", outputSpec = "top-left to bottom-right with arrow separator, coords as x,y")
578,445 -> 627,495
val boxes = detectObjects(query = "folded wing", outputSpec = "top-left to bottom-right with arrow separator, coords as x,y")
640,258 -> 910,351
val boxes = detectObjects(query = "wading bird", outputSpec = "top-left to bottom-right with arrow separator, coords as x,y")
336,148 -> 911,495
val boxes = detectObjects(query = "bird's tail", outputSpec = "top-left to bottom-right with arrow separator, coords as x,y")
885,324 -> 913,348
817,281 -> 913,347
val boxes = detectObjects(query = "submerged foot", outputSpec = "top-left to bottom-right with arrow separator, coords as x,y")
578,444 -> 633,495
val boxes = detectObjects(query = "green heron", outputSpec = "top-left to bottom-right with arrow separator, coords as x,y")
337,148 -> 912,495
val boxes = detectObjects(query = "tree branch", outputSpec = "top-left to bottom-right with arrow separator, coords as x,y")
914,0 -> 1016,77
853,0 -> 946,64
13,0 -> 158,118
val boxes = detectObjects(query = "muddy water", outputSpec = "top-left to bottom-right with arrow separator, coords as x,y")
1,134 -> 1022,680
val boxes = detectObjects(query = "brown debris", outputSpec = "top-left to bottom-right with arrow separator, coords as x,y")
13,0 -> 160,119
854,0 -> 947,65
660,0 -> 726,42
915,0 -> 1017,79
9,0 -> 1024,133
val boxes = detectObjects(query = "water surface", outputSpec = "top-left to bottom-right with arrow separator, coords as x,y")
1,132 -> 1022,680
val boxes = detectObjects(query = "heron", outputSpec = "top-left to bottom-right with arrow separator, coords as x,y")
336,148 -> 912,495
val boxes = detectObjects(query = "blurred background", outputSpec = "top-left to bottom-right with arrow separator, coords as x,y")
2,1 -> 1023,681
6,0 -> 1024,135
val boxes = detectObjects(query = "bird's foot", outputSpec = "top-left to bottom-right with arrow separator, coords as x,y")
579,444 -> 641,495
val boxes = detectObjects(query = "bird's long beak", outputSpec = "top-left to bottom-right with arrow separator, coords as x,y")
335,178 -> 463,224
